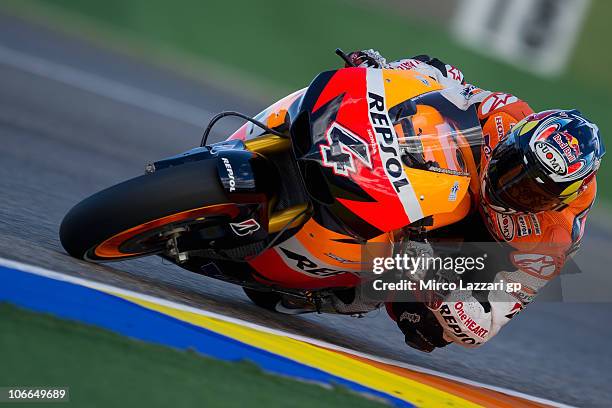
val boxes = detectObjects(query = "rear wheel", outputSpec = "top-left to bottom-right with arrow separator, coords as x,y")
60,159 -> 237,261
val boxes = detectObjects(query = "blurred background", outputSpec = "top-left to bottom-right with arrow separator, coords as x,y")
3,0 -> 609,199
3,0 -> 610,200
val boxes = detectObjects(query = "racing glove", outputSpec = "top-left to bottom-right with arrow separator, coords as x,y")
345,49 -> 387,68
389,302 -> 451,353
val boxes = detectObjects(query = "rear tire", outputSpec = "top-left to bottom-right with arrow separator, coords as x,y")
60,159 -> 233,261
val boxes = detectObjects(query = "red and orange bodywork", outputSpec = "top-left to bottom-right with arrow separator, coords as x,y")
229,68 -> 479,289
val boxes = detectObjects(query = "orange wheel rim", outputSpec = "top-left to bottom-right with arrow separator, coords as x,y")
93,204 -> 239,258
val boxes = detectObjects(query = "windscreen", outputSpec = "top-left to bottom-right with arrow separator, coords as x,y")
389,90 -> 483,177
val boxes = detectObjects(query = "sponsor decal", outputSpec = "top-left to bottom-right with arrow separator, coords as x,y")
438,304 -> 484,345
494,115 -> 505,140
529,214 -> 541,235
504,302 -> 523,319
496,213 -> 515,241
319,122 -> 372,177
399,311 -> 421,324
392,59 -> 423,70
229,218 -> 261,236
415,75 -> 431,87
517,215 -> 531,237
367,91 -> 406,191
460,84 -> 482,101
221,157 -> 236,192
324,252 -> 362,265
482,134 -> 492,158
534,141 -> 567,175
511,286 -> 536,305
511,253 -> 557,277
366,70 -> 423,221
447,65 -> 464,83
480,93 -> 519,116
551,131 -> 587,181
453,302 -> 489,338
425,166 -> 469,177
530,116 -> 590,182
279,247 -> 347,277
553,132 -> 581,163
448,181 -> 460,202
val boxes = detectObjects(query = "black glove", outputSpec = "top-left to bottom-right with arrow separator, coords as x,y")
391,302 -> 450,353
345,49 -> 387,68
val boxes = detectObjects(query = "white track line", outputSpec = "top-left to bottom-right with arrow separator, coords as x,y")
0,44 -> 235,131
0,257 -> 572,408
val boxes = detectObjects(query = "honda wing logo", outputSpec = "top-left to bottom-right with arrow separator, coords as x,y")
229,219 -> 261,236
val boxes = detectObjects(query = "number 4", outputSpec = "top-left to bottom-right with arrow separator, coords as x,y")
320,123 -> 372,177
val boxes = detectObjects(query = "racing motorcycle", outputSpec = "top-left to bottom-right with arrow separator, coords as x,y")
60,50 -> 483,314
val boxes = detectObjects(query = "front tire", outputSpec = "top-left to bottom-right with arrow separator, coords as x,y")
60,159 -> 236,261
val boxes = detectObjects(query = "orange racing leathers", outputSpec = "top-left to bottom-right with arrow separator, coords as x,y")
379,54 -> 597,349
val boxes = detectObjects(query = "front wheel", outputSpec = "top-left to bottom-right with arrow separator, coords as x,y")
60,159 -> 238,261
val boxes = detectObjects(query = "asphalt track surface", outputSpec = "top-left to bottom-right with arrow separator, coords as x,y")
1,13 -> 611,407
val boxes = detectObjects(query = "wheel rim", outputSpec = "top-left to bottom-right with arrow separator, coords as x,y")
91,204 -> 239,259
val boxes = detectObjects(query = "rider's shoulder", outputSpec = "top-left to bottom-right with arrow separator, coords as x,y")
482,181 -> 596,252
477,92 -> 533,121
482,206 -> 569,249
529,177 -> 596,243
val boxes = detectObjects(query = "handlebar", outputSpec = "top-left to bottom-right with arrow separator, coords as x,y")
335,48 -> 356,67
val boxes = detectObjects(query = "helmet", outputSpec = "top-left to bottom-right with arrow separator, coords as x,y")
482,109 -> 605,213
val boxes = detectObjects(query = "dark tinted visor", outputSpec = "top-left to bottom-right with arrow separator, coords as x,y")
486,136 -> 564,213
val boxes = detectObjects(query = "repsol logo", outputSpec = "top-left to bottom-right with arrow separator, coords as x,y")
367,92 -> 410,194
221,157 -> 236,192
279,247 -> 346,277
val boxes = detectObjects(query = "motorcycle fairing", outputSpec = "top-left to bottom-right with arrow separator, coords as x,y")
228,88 -> 306,142
227,68 -> 481,288
293,68 -> 473,237
247,217 -> 391,289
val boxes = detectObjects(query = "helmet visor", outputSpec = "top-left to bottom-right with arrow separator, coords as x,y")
485,136 -> 565,213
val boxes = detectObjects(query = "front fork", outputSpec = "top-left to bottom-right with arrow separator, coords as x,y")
242,134 -> 310,233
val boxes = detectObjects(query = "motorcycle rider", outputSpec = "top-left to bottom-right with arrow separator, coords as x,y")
344,50 -> 605,352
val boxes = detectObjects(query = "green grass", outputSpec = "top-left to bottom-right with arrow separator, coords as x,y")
0,303 -> 388,408
4,0 -> 612,199
571,0 -> 612,91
